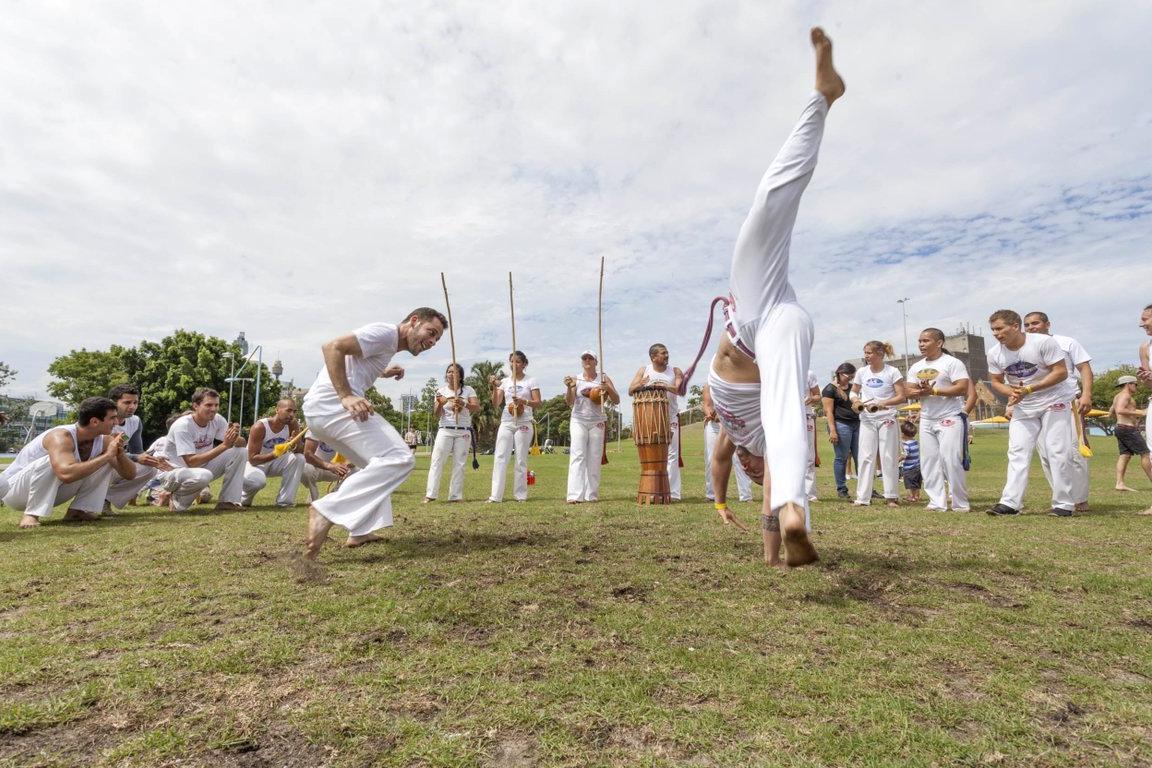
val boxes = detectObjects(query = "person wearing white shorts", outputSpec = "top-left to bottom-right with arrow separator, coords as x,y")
303,308 -> 447,558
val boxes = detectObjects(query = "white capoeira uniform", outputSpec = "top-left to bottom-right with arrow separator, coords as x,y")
706,91 -> 832,520
162,414 -> 248,511
1,425 -> 114,519
1036,334 -> 1091,506
908,354 -> 970,511
241,418 -> 305,507
303,322 -> 415,537
302,440 -> 356,502
804,369 -> 819,501
643,364 -> 681,500
489,376 -> 537,502
566,374 -> 607,502
989,332 -> 1078,512
703,419 -> 753,502
426,384 -> 476,501
852,364 -> 904,504
105,414 -> 157,508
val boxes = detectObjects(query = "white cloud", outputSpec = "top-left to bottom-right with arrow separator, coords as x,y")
2,0 -> 1150,417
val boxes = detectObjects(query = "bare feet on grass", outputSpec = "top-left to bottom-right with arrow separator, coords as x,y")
811,27 -> 846,106
345,533 -> 385,549
1116,484 -> 1135,492
780,501 -> 819,567
62,508 -> 100,523
305,506 -> 333,559
19,514 -> 39,529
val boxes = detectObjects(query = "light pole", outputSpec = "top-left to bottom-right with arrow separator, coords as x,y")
222,352 -> 236,422
897,298 -> 911,375
226,332 -> 264,428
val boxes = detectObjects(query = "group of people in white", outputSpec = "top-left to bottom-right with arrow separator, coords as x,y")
4,30 -> 1150,568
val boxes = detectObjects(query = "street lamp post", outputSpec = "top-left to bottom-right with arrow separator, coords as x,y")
223,352 -> 236,422
897,298 -> 911,375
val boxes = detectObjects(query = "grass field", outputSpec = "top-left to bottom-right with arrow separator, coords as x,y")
2,422 -> 1150,767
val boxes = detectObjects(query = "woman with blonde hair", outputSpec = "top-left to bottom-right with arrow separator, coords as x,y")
851,340 -> 906,506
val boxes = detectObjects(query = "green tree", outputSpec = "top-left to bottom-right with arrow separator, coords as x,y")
46,347 -> 134,405
533,395 -> 572,446
364,388 -> 403,432
466,360 -> 505,450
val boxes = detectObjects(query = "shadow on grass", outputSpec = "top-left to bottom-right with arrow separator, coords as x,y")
352,530 -> 558,563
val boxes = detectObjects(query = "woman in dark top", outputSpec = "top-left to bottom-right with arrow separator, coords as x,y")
821,363 -> 859,499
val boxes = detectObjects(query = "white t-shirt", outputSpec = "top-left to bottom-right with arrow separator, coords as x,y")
167,413 -> 229,467
499,377 -> 537,424
805,370 -> 819,415
146,436 -> 168,457
908,354 -> 969,421
853,365 -> 903,409
437,385 -> 476,428
1050,334 -> 1091,384
112,415 -> 141,441
570,374 -> 606,425
987,332 -> 1075,415
303,322 -> 399,416
707,364 -> 764,456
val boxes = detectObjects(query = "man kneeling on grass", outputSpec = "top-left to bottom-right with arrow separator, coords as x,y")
1,397 -> 136,528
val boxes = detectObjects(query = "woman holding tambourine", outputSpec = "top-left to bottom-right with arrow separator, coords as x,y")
564,350 -> 620,503
488,351 -> 541,502
851,340 -> 907,506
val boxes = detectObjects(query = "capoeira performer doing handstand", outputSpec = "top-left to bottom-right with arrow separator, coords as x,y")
303,308 -> 446,557
690,27 -> 844,567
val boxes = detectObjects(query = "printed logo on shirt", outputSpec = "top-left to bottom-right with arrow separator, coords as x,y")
194,435 -> 214,450
262,436 -> 286,450
319,442 -> 333,452
866,378 -> 884,387
917,368 -> 939,381
1004,361 -> 1039,381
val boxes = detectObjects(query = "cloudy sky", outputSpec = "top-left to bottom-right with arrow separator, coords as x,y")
3,1 -> 1150,414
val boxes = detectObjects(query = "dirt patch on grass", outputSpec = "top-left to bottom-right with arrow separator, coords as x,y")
485,734 -> 537,767
945,581 -> 1028,610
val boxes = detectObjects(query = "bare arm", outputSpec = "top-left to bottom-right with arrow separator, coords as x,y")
881,379 -> 907,408
627,367 -> 648,396
45,431 -> 120,484
526,388 -> 543,409
672,367 -> 685,394
601,374 -> 621,405
964,380 -> 978,415
1076,362 -> 1093,412
466,395 -> 480,414
563,377 -> 577,407
711,427 -> 749,532
247,421 -> 275,466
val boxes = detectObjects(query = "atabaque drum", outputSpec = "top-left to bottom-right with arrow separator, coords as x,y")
632,386 -> 673,504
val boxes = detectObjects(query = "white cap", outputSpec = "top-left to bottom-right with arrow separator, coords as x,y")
581,350 -> 597,360
1117,375 -> 1138,386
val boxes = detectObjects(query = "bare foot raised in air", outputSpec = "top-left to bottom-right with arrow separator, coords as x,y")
811,27 -> 846,106
780,501 -> 819,567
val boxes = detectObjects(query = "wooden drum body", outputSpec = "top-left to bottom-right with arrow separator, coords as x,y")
632,387 -> 673,504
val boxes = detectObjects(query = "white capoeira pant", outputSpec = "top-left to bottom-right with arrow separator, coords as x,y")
2,456 -> 114,518
490,420 -> 533,502
703,420 -> 752,501
426,427 -> 471,501
667,418 -> 682,500
241,452 -> 305,506
105,464 -> 158,508
567,419 -> 606,502
854,410 -> 900,504
306,410 -> 415,537
709,92 -> 828,515
919,415 -> 969,511
1037,415 -> 1089,505
1000,402 -> 1077,512
805,413 -> 818,501
164,447 -> 248,511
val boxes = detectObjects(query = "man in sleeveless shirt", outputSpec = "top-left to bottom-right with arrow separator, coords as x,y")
241,397 -> 306,507
2,397 -> 136,528
698,28 -> 845,566
303,307 -> 446,558
628,343 -> 685,500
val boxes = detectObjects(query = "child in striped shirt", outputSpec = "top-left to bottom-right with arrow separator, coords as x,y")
900,420 -> 922,503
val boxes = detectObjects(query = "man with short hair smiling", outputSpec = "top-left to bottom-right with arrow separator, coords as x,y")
104,384 -> 176,512
1023,311 -> 1093,512
986,309 -> 1076,517
303,307 -> 447,558
160,388 -> 248,511
1,397 -> 136,528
